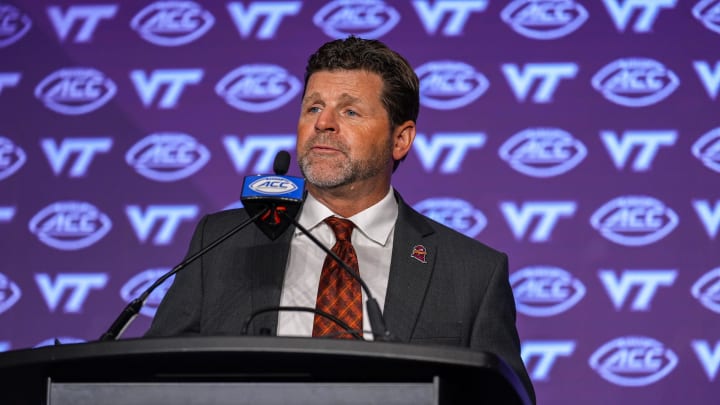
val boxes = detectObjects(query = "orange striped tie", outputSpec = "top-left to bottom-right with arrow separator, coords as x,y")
312,216 -> 363,338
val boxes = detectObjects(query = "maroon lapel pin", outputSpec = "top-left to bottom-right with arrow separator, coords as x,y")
411,244 -> 427,263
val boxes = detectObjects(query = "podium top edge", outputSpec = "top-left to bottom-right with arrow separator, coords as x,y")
0,336 -> 502,369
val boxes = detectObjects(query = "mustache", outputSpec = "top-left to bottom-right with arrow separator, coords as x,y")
302,134 -> 349,154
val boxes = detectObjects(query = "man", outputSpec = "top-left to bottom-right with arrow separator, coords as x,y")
146,36 -> 535,403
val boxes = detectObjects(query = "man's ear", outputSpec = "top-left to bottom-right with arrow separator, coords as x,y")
392,120 -> 416,161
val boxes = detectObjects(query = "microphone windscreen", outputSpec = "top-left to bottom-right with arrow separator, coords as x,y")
273,151 -> 291,175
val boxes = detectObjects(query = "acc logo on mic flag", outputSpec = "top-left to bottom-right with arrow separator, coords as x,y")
248,176 -> 299,195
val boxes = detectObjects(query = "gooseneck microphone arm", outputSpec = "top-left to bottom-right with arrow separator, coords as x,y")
241,306 -> 363,340
99,209 -> 265,341
279,210 -> 396,342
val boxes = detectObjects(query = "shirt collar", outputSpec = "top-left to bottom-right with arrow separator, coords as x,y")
296,187 -> 398,246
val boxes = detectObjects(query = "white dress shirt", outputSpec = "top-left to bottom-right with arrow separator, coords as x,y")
277,187 -> 398,340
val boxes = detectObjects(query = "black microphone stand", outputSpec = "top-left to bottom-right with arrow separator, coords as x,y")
99,210 -> 265,341
241,306 -> 363,340
280,211 -> 396,342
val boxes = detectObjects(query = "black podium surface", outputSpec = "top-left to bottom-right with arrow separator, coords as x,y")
0,336 -> 532,405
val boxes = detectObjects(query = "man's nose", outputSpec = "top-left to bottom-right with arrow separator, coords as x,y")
314,108 -> 337,133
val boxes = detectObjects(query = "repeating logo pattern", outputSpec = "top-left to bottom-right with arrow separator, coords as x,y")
498,128 -> 587,177
501,0 -> 589,40
589,336 -> 679,387
591,58 -> 680,107
125,133 -> 211,182
416,61 -> 489,110
28,201 -> 113,250
510,266 -> 586,317
590,196 -> 679,247
34,68 -> 117,115
131,1 -> 215,46
1,2 -> 718,403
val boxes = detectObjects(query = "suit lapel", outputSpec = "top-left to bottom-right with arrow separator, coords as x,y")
249,226 -> 293,336
245,193 -> 435,340
383,194 -> 436,342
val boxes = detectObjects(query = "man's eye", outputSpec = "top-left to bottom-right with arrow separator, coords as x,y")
308,106 -> 321,113
346,109 -> 358,116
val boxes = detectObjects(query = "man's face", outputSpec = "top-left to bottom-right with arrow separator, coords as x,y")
296,69 -> 393,189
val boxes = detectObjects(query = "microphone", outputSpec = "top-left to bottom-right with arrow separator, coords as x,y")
239,152 -> 366,339
238,151 -> 395,341
99,210 -> 264,341
100,153 -> 301,340
273,149 -> 291,175
242,306 -> 363,340
279,211 -> 396,342
240,151 -> 304,241
100,152 -> 308,341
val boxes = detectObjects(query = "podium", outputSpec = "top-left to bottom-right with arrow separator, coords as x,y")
0,336 -> 532,405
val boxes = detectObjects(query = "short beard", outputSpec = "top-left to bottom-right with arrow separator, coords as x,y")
299,136 -> 392,189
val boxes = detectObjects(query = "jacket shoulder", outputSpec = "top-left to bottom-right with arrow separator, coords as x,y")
397,195 -> 506,260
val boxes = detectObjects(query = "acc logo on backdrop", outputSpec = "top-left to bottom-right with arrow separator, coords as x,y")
0,4 -> 32,47
413,197 -> 486,238
510,266 -> 585,317
591,58 -> 679,107
313,0 -> 400,39
0,273 -> 21,315
34,68 -> 117,115
121,269 -> 175,317
693,0 -> 720,35
126,133 -> 210,182
500,0 -> 588,40
589,336 -> 678,387
28,201 -> 112,250
691,127 -> 720,173
130,1 -> 215,46
499,128 -> 587,177
590,195 -> 678,246
215,64 -> 301,113
416,61 -> 489,110
0,136 -> 26,181
691,266 -> 720,314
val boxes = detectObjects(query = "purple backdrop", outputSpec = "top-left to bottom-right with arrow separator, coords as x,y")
1,1 -> 719,403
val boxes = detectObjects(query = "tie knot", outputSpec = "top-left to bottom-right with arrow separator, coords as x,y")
324,216 -> 355,242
